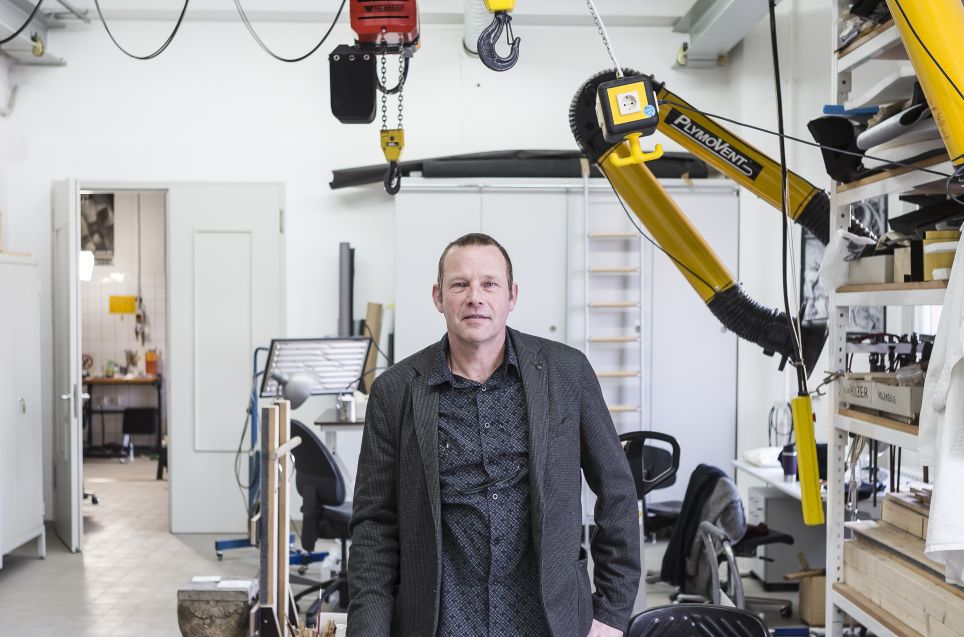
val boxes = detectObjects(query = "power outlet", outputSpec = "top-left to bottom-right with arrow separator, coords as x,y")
617,90 -> 642,116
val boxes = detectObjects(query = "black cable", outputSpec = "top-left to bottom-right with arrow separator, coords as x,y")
769,0 -> 808,395
892,0 -> 964,103
658,99 -> 954,180
0,0 -> 43,46
604,180 -> 717,296
93,0 -> 189,60
234,0 -> 346,63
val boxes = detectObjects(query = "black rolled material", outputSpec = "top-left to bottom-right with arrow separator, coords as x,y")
707,285 -> 827,376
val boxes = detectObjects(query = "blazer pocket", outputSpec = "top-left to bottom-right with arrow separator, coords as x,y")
575,556 -> 593,630
549,415 -> 573,440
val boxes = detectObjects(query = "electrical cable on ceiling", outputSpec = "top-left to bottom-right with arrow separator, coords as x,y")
768,0 -> 808,394
233,0 -> 346,62
0,0 -> 44,46
93,0 -> 190,60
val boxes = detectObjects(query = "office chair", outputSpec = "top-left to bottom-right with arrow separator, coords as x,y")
695,516 -> 795,618
120,407 -> 157,464
290,419 -> 352,622
619,431 -> 682,539
627,604 -> 769,637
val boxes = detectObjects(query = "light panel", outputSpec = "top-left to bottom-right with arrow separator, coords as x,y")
260,337 -> 372,398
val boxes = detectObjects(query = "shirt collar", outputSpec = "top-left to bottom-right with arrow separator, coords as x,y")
427,330 -> 519,388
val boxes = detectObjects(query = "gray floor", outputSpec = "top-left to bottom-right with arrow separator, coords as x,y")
0,459 -> 802,636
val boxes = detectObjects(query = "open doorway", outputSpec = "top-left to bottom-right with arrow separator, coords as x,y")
78,190 -> 169,534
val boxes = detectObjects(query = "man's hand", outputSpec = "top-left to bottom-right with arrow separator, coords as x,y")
587,619 -> 623,637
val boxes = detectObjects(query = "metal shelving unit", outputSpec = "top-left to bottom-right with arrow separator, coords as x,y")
825,3 -> 946,634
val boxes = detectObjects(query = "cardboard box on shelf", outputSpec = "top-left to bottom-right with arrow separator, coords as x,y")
840,375 -> 875,410
848,254 -> 894,285
873,379 -> 924,419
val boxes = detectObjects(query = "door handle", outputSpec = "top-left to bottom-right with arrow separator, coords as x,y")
60,393 -> 72,401
82,393 -> 90,401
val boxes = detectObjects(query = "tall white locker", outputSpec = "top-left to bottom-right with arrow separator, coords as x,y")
0,255 -> 46,568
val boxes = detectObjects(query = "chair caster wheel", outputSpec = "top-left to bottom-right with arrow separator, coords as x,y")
299,565 -> 308,575
92,496 -> 99,505
780,605 -> 793,618
216,551 -> 224,561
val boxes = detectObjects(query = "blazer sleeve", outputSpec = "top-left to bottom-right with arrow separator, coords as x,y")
577,352 -> 641,630
347,379 -> 400,637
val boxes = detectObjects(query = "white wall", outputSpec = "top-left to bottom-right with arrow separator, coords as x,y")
0,58 -> 11,251
0,2 -> 833,523
730,0 -> 833,499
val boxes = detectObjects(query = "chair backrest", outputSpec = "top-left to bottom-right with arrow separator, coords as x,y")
627,604 -> 768,637
122,407 -> 157,435
290,419 -> 346,507
619,431 -> 681,499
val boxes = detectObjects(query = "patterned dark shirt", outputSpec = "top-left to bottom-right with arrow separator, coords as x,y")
427,332 -> 551,637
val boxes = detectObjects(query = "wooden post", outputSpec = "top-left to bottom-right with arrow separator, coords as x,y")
362,303 -> 383,391
258,404 -> 281,637
276,400 -> 291,631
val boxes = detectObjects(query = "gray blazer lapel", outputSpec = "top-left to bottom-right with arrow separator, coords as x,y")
513,330 -> 549,549
411,359 -> 442,545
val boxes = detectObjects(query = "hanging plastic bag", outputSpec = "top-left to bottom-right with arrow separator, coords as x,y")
819,229 -> 877,291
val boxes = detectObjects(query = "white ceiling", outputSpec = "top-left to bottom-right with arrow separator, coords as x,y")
37,0 -> 701,27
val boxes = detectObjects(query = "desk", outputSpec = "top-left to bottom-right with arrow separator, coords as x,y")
733,459 -> 803,500
83,376 -> 163,456
313,408 -> 365,451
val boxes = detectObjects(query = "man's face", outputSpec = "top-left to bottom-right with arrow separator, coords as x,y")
432,245 -> 518,348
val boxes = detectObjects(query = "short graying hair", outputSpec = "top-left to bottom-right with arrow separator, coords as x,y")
436,233 -> 514,290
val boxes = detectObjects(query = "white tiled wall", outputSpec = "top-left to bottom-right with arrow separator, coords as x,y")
80,192 -> 167,450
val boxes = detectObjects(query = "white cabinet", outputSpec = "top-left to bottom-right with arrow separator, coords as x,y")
0,255 -> 46,568
393,182 -> 570,359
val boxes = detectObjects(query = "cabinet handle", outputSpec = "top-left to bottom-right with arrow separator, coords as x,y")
20,398 -> 26,414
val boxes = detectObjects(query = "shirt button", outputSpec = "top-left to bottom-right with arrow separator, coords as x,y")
492,494 -> 499,500
484,423 -> 490,429
481,387 -> 487,392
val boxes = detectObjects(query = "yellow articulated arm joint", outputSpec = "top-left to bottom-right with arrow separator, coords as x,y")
791,395 -> 824,526
886,0 -> 964,166
601,149 -> 734,303
483,0 -> 515,12
654,86 -> 822,221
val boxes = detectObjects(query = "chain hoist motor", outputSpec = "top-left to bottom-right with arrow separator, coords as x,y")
329,0 -> 420,124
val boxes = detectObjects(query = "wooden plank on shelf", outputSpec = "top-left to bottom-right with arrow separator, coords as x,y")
838,407 -> 920,435
589,302 -> 640,308
837,156 -> 950,194
589,267 -> 640,274
844,563 -> 929,635
882,496 -> 928,540
589,336 -> 639,343
833,582 -> 921,637
887,491 -> 931,518
836,280 -> 948,294
836,19 -> 895,58
844,540 -> 964,635
596,370 -> 640,378
589,232 -> 637,239
846,520 -> 946,576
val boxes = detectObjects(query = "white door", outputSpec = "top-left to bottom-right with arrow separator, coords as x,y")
168,183 -> 284,534
51,179 -> 83,552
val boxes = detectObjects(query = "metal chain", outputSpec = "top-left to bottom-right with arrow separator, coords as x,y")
397,53 -> 406,130
585,0 -> 623,77
379,50 -> 389,130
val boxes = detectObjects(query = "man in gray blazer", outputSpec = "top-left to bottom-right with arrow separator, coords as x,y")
348,233 -> 640,636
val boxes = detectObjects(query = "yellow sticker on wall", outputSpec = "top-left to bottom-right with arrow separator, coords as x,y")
109,295 -> 137,314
